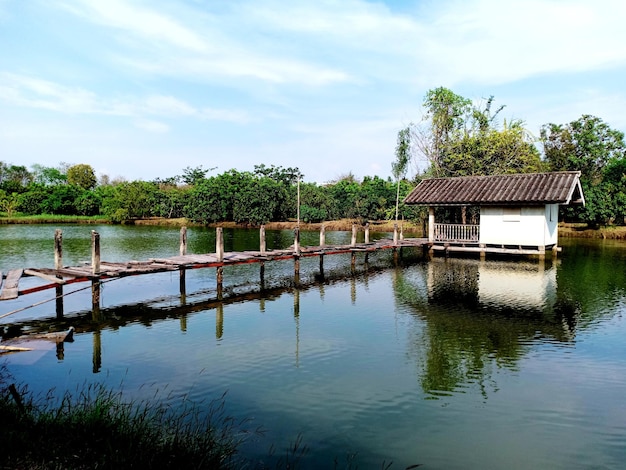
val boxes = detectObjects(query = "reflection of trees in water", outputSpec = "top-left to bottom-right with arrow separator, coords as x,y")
392,259 -> 577,399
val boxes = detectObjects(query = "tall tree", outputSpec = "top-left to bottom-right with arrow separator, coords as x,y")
392,126 -> 411,221
67,164 -> 97,190
416,87 -> 471,177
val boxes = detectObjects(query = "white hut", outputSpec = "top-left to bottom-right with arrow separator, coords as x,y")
404,171 -> 585,254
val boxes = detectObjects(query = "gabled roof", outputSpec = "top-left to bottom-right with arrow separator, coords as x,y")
404,171 -> 585,206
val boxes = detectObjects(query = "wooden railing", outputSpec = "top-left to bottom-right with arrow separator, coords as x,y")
433,223 -> 479,242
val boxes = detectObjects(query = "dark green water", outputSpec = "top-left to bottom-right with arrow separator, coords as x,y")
1,225 -> 625,469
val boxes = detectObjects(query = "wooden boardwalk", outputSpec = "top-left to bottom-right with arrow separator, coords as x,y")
0,230 -> 429,303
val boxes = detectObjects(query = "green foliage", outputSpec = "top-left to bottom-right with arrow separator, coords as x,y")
67,164 -> 97,190
442,120 -> 544,176
0,162 -> 33,193
180,165 -> 215,186
31,164 -> 68,185
541,115 -> 626,185
542,115 -> 626,225
101,181 -> 160,220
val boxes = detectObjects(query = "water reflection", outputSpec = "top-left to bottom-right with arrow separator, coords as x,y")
393,258 -> 578,398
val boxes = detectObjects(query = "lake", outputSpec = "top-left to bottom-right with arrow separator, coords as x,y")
1,224 -> 625,469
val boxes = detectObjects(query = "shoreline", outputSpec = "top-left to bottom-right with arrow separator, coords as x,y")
2,217 -> 625,239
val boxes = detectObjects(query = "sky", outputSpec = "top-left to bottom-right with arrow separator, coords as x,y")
1,0 -> 625,184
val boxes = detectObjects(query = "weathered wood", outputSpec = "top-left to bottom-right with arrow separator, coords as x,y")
55,229 -> 63,269
294,227 -> 300,255
0,269 -> 23,300
91,230 -> 100,275
364,223 -> 370,243
216,227 -> 224,262
179,226 -> 187,256
320,225 -> 326,246
351,224 -> 357,246
24,269 -> 66,284
260,225 -> 266,253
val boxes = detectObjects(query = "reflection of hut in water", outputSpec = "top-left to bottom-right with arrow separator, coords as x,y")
395,259 -> 575,399
477,262 -> 557,311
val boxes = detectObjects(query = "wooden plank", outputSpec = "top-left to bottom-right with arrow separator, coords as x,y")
0,269 -> 23,300
24,269 -> 66,285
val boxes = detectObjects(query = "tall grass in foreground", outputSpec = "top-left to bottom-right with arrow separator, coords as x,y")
0,366 -> 254,469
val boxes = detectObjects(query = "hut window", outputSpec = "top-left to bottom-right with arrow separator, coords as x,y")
503,207 -> 521,222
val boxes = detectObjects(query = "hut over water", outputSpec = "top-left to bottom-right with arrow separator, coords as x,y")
404,171 -> 585,253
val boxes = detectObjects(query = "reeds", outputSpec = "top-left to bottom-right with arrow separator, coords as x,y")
0,369 -> 252,469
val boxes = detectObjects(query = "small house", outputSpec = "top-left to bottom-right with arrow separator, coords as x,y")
404,171 -> 585,254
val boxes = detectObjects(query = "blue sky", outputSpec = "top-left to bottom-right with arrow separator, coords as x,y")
1,0 -> 625,184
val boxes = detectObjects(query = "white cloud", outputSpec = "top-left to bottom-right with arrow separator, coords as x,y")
134,119 -> 170,133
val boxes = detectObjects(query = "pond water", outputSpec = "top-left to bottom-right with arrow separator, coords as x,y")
1,224 -> 626,469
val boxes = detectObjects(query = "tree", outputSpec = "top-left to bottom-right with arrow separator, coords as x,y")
416,87 -> 472,177
31,164 -> 67,186
67,164 -> 97,190
0,163 -> 33,192
180,165 -> 216,186
541,115 -> 626,185
541,115 -> 626,225
392,126 -> 411,222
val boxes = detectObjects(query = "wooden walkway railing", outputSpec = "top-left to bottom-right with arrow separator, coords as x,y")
433,223 -> 480,243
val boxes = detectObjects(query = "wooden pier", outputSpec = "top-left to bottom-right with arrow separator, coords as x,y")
1,224 -> 429,318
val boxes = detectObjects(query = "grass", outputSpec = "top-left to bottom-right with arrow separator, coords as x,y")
0,366 -> 256,469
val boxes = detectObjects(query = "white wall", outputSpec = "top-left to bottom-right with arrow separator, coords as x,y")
480,205 -> 557,246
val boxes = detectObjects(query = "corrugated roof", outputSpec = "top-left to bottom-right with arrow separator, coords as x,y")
404,171 -> 584,206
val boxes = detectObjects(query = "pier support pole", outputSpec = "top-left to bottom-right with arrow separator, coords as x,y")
179,226 -> 187,303
216,266 -> 224,300
293,227 -> 301,285
216,227 -> 224,262
54,229 -> 64,318
260,225 -> 266,253
351,224 -> 357,246
320,224 -> 326,247
351,251 -> 357,272
92,331 -> 102,373
364,223 -> 370,243
393,223 -> 399,245
91,230 -> 101,316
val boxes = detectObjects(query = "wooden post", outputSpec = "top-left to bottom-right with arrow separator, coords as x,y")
480,244 -> 486,261
320,224 -> 326,246
260,225 -> 266,254
294,257 -> 300,285
91,230 -> 101,315
552,245 -> 559,260
216,227 -> 224,261
319,254 -> 325,280
428,207 -> 435,242
351,251 -> 357,271
179,226 -> 187,303
400,224 -> 404,240
393,224 -> 398,245
294,227 -> 300,255
260,261 -> 265,289
364,223 -> 370,243
54,229 -> 63,269
351,224 -> 357,246
179,226 -> 187,256
294,225 -> 301,283
54,229 -> 64,318
91,230 -> 100,275
91,279 -> 100,317
216,266 -> 224,300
